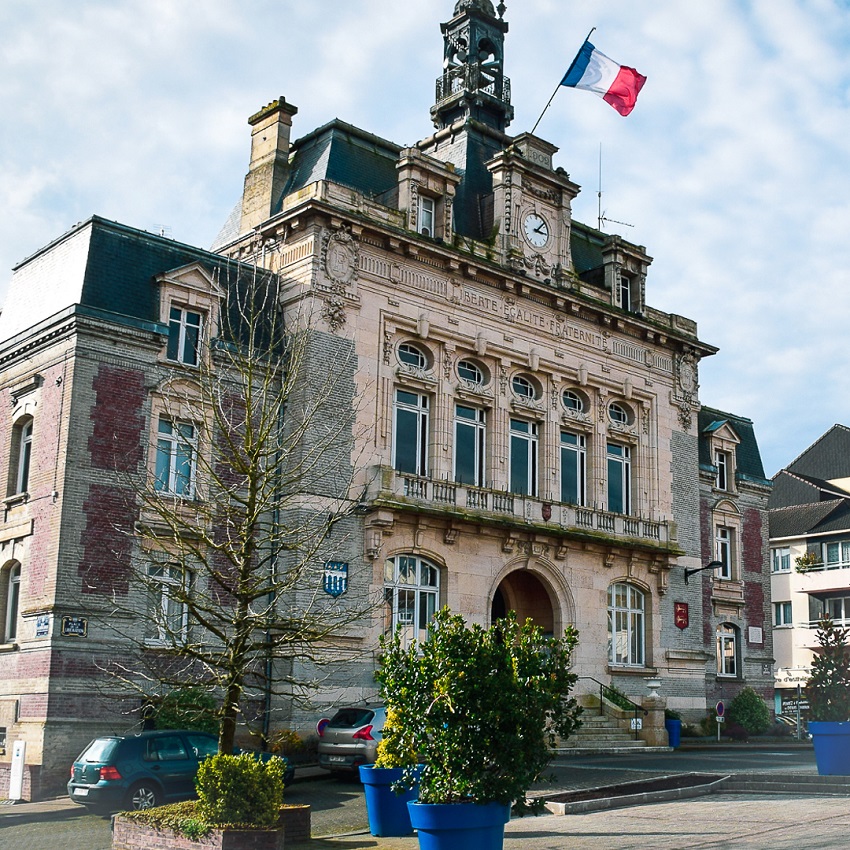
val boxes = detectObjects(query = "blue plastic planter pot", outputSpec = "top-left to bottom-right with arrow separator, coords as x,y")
407,801 -> 512,850
809,721 -> 850,776
665,718 -> 682,749
359,764 -> 421,837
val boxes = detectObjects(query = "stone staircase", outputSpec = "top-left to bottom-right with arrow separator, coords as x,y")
558,693 -> 652,753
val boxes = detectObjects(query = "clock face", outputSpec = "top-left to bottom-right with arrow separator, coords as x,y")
523,213 -> 550,248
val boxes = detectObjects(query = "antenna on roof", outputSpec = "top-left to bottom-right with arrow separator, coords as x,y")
596,144 -> 633,232
154,225 -> 173,239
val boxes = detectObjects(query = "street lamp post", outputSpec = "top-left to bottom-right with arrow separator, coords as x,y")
684,560 -> 724,584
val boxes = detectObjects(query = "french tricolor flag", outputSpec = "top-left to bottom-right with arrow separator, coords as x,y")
561,40 -> 646,117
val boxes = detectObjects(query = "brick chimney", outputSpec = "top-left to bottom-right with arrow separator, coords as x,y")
239,97 -> 298,233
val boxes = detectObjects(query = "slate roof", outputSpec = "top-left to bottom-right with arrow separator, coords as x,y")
697,406 -> 769,485
282,120 -> 401,202
211,116 -> 639,282
783,424 -> 850,481
570,221 -> 607,283
1,216 -> 262,345
770,499 -> 850,539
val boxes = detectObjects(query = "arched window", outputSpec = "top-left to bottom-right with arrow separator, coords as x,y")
608,582 -> 645,666
2,564 -> 20,643
397,343 -> 430,370
456,359 -> 485,386
511,374 -> 538,400
562,390 -> 584,413
384,555 -> 439,646
716,623 -> 739,677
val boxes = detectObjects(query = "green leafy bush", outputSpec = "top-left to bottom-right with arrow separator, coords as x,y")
195,753 -> 286,827
727,687 -> 771,735
154,687 -> 218,735
376,608 -> 582,807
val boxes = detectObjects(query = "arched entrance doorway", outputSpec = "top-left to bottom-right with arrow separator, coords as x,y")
491,570 -> 555,635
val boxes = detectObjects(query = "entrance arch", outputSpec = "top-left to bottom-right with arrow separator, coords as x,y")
491,569 -> 555,635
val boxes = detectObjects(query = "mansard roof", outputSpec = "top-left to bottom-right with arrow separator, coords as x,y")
0,216 -> 262,346
697,406 -> 768,484
282,119 -> 402,201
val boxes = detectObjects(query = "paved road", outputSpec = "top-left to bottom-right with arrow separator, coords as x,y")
1,745 -> 841,850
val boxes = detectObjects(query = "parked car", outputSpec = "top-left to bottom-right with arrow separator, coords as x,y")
317,705 -> 386,773
67,730 -> 294,811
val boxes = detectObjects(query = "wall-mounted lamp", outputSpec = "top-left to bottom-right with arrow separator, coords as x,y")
684,560 -> 723,584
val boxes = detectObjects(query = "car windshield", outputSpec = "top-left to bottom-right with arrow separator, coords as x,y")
79,738 -> 119,763
328,708 -> 375,728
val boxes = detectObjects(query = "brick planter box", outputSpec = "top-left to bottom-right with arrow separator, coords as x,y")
112,805 -> 311,850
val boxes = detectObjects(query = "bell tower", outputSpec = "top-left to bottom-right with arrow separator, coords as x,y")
420,1 -> 514,241
432,0 -> 513,132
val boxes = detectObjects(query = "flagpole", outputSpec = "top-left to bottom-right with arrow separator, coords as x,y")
530,27 -> 595,136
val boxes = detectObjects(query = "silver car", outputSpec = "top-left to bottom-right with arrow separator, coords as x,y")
317,705 -> 386,773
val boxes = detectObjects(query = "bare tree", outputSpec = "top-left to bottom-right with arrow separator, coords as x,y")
99,262 -> 370,754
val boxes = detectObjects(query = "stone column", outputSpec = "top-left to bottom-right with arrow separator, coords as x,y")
638,694 -> 669,747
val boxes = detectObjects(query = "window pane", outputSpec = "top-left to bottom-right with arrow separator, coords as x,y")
394,408 -> 419,474
397,556 -> 415,585
155,438 -> 172,491
175,443 -> 193,496
608,455 -> 624,513
510,434 -> 529,495
455,420 -> 477,485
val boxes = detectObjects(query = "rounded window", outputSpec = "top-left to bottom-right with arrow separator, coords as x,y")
609,402 -> 632,425
457,359 -> 486,385
511,374 -> 539,401
397,342 -> 429,370
562,390 -> 585,413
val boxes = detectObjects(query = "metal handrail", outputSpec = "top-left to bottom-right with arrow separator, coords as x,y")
578,676 -> 647,741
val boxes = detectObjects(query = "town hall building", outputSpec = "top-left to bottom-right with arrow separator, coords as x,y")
0,0 -> 773,796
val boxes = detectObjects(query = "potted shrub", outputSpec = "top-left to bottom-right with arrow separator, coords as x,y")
807,617 -> 850,775
112,752 -> 310,849
359,707 -> 422,837
375,608 -> 582,850
664,709 -> 682,749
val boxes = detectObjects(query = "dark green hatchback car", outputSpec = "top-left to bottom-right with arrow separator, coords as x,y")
67,729 -> 293,811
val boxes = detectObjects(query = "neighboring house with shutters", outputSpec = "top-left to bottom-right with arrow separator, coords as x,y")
769,424 -> 850,721
0,0 -> 774,798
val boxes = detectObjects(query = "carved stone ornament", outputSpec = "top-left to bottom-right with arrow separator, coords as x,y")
322,295 -> 347,333
320,226 -> 360,332
676,350 -> 698,395
507,251 -> 556,280
675,349 -> 699,431
321,225 -> 359,286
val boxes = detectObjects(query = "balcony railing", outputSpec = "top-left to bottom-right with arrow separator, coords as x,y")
435,67 -> 511,106
381,469 -> 672,546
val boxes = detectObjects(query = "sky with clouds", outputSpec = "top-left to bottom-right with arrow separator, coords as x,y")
2,0 -> 849,476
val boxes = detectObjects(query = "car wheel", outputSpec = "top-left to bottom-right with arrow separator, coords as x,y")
125,782 -> 161,810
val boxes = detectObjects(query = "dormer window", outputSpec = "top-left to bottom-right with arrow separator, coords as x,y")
418,195 -> 435,238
